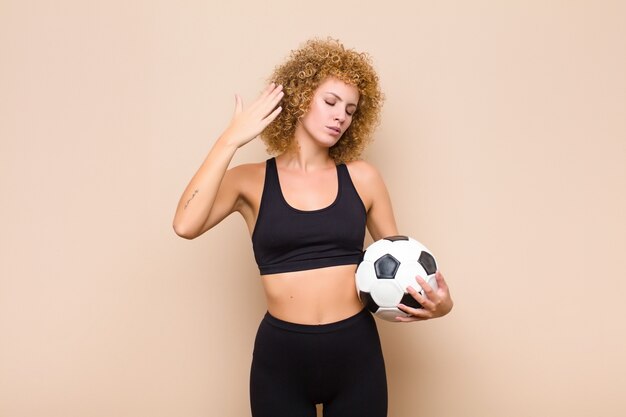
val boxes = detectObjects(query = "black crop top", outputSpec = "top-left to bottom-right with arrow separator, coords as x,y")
251,157 -> 367,275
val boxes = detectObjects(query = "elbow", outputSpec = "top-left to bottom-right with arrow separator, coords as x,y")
172,221 -> 199,240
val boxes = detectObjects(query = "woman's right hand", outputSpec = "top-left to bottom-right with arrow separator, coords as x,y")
221,83 -> 284,148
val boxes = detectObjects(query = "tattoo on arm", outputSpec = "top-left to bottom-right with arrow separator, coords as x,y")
184,189 -> 199,209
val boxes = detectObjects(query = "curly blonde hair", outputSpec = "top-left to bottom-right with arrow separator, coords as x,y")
262,38 -> 384,163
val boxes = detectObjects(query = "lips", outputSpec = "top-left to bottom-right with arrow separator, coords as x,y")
326,126 -> 341,135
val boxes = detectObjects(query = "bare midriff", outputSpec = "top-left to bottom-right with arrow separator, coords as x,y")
261,264 -> 364,325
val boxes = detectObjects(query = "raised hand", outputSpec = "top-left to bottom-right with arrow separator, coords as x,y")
221,83 -> 284,148
395,271 -> 454,322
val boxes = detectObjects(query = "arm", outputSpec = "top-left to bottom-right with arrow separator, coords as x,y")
172,83 -> 284,239
347,160 -> 399,241
172,138 -> 239,239
350,160 -> 453,321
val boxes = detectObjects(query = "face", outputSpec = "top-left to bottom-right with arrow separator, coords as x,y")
296,77 -> 360,148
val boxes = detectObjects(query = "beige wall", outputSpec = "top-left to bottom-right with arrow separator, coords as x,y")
1,1 -> 625,416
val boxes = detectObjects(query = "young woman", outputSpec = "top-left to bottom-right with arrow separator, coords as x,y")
173,38 -> 453,417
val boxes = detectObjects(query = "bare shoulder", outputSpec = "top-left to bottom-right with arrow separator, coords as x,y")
345,159 -> 382,182
346,159 -> 398,239
227,160 -> 265,182
345,160 -> 387,211
226,160 -> 266,213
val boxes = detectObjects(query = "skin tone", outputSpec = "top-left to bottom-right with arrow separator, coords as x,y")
173,77 -> 453,324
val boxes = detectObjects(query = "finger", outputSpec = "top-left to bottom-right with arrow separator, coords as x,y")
405,285 -> 438,313
260,105 -> 282,129
406,285 -> 429,306
247,83 -> 275,112
262,82 -> 276,96
414,274 -> 428,288
397,301 -> 431,318
268,83 -> 283,97
259,82 -> 280,103
394,315 -> 423,323
257,85 -> 284,115
253,88 -> 283,123
395,305 -> 429,321
435,270 -> 449,291
249,85 -> 282,116
261,106 -> 283,131
415,275 -> 439,302
263,87 -> 284,112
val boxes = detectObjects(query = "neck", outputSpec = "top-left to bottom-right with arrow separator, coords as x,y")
277,127 -> 335,172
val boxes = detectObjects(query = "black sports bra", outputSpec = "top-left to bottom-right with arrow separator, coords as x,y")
251,157 -> 367,275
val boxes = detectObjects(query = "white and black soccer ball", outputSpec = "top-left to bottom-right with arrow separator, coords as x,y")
356,235 -> 438,322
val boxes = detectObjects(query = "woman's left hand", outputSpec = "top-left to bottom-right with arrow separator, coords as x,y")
395,270 -> 454,322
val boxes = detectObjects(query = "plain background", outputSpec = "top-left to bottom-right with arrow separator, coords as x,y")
1,1 -> 625,416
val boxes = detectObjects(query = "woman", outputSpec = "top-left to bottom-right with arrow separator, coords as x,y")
173,38 -> 453,417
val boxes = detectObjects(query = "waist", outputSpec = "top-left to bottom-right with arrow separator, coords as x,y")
261,265 -> 364,325
262,307 -> 372,333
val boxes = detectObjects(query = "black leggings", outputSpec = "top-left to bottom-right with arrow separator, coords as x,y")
250,308 -> 387,417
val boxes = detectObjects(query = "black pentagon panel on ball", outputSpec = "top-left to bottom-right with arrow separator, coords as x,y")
400,292 -> 423,309
374,254 -> 400,279
360,291 -> 380,313
383,235 -> 409,242
418,251 -> 437,275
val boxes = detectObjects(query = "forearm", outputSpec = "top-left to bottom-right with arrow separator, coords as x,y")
173,83 -> 283,238
172,135 -> 238,238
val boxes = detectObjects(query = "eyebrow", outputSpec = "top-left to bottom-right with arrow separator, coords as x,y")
325,92 -> 358,108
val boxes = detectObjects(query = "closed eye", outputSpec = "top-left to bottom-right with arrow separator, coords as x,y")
325,100 -> 355,117
326,101 -> 355,116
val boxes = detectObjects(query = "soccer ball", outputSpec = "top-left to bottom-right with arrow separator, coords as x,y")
356,235 -> 438,321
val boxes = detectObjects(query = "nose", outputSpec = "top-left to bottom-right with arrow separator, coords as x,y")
334,110 -> 346,123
